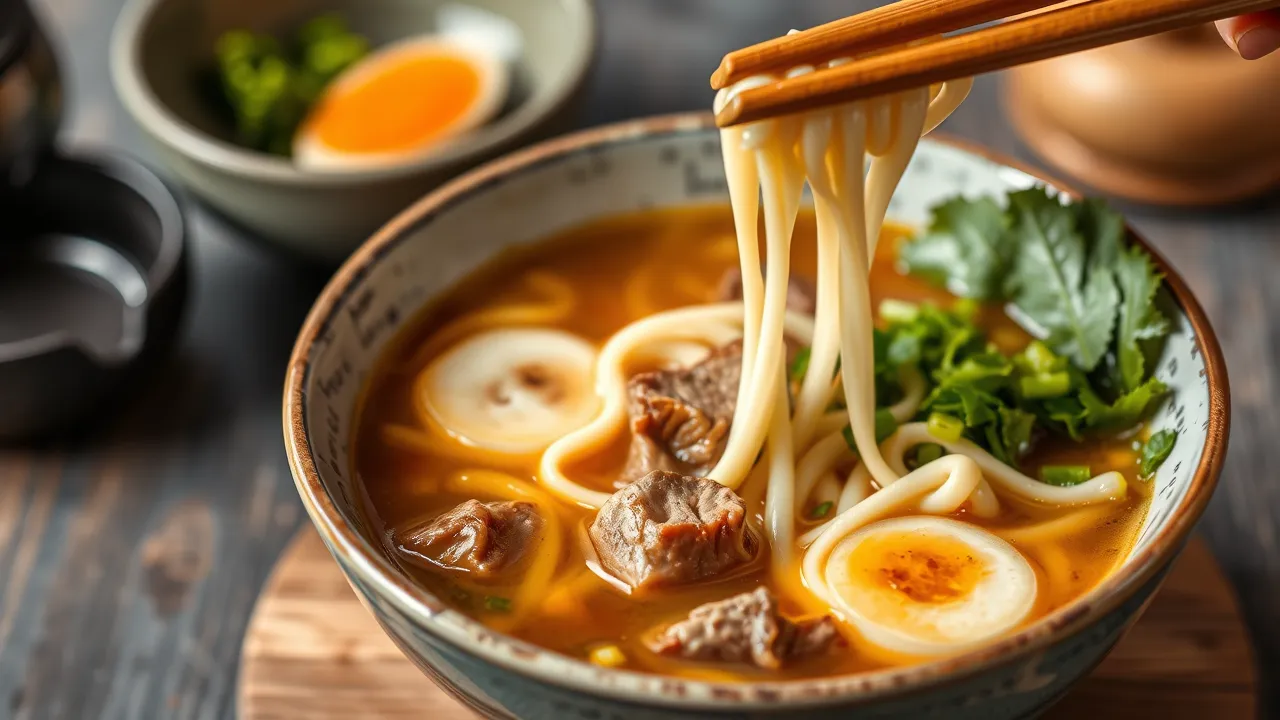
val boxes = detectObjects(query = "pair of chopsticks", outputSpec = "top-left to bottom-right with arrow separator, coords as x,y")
713,0 -> 1279,127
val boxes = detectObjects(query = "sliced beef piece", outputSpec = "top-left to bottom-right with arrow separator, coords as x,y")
589,470 -> 757,590
647,587 -> 839,669
717,267 -> 817,316
392,499 -> 542,578
619,342 -> 743,485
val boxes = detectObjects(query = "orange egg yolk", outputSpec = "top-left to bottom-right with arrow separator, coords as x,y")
850,532 -> 984,604
305,52 -> 482,154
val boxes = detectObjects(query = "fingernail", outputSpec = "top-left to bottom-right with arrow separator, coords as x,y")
1234,24 -> 1280,60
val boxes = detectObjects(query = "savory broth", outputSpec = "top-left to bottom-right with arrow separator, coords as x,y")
354,206 -> 1148,680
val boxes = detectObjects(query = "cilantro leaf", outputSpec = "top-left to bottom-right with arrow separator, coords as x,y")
1074,197 -> 1125,269
901,196 -> 1011,300
1078,376 -> 1169,432
926,384 -> 999,428
1140,429 -> 1177,478
1113,246 -> 1170,392
1004,188 -> 1118,372
999,406 -> 1036,461
1034,396 -> 1088,440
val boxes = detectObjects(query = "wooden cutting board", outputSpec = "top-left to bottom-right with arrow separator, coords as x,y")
238,531 -> 1256,719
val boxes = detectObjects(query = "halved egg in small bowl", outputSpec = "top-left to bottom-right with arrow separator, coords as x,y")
293,34 -> 509,172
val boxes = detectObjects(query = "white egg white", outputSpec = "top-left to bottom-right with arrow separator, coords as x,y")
293,34 -> 509,171
823,515 -> 1038,657
421,328 -> 598,455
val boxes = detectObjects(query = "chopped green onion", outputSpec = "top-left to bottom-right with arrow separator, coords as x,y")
926,412 -> 964,443
879,299 -> 919,324
952,297 -> 979,322
790,346 -> 811,383
483,596 -> 512,613
1140,429 -> 1177,478
875,408 -> 899,443
915,443 -> 945,466
1019,371 -> 1071,399
1022,340 -> 1060,375
841,425 -> 856,452
810,501 -> 834,519
1040,465 -> 1092,486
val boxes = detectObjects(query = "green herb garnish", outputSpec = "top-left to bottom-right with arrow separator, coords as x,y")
1140,429 -> 1177,478
879,298 -> 920,324
900,195 -> 1012,300
901,187 -> 1173,378
790,346 -> 811,383
874,408 -> 898,444
213,13 -> 368,156
915,443 -> 945,466
927,412 -> 965,443
483,596 -> 512,613
1005,189 -> 1119,372
841,409 -> 900,455
1040,465 -> 1092,486
1113,247 -> 1171,393
810,501 -> 834,519
1019,371 -> 1071,399
892,187 -> 1173,472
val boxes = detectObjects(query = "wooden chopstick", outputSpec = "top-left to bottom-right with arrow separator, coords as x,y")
715,0 -> 1279,127
711,0 -> 1066,90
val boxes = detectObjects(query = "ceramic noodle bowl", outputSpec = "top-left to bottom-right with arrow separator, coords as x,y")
284,114 -> 1228,720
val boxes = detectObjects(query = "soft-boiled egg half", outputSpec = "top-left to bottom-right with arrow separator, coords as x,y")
419,328 -> 599,455
823,516 -> 1038,658
293,35 -> 508,171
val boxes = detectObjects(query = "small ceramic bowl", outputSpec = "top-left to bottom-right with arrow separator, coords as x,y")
284,114 -> 1229,719
110,0 -> 596,264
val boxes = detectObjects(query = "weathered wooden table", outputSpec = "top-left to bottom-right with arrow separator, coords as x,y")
1,1 -> 1275,718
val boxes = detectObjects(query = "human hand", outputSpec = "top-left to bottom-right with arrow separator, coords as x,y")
1215,12 -> 1280,59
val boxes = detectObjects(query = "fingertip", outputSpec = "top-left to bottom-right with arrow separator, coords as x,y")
1216,13 -> 1280,59
1236,24 -> 1280,60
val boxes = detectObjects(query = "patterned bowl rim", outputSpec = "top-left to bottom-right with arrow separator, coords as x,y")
283,112 -> 1230,709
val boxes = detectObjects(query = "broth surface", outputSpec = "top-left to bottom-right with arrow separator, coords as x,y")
354,206 -> 1148,680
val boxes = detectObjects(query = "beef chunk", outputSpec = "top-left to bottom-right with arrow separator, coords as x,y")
392,500 -> 542,578
620,342 -> 742,485
717,267 -> 817,316
589,471 -> 757,589
647,588 -> 839,669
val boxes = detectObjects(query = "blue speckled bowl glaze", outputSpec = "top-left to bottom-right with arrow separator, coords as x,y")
284,113 -> 1229,719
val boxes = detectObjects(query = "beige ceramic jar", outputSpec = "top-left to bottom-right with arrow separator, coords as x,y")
1004,24 -> 1280,206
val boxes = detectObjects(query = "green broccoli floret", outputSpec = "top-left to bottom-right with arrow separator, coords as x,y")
213,14 -> 368,156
